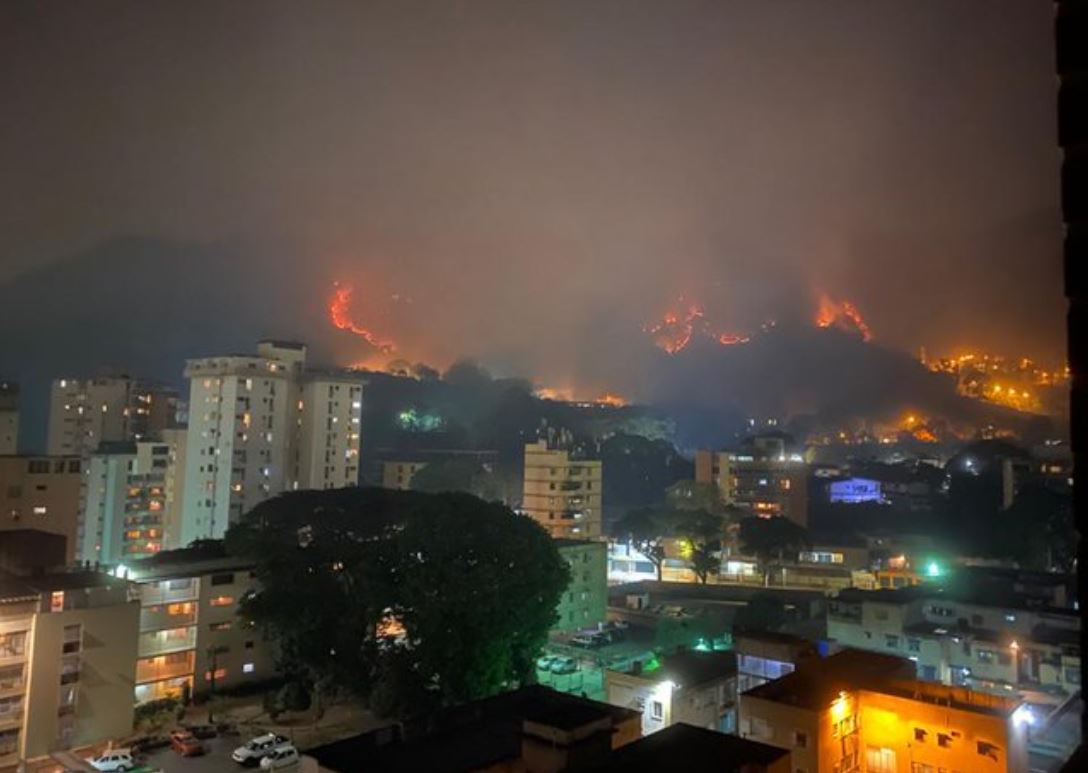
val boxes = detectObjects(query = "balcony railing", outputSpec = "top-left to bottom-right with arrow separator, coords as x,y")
136,652 -> 195,684
138,626 -> 197,658
139,581 -> 198,606
140,605 -> 197,632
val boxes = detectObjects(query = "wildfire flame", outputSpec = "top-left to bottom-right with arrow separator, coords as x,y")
595,392 -> 628,407
815,294 -> 873,342
329,283 -> 396,353
644,297 -> 756,354
717,332 -> 750,346
643,300 -> 706,354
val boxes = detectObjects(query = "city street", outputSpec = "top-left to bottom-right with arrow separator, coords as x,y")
143,736 -> 318,773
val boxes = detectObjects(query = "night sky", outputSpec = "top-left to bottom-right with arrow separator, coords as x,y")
0,1 -> 1064,395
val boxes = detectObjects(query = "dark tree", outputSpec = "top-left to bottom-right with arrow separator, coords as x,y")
409,457 -> 500,501
674,509 -> 726,584
612,507 -> 670,581
225,488 -> 569,716
737,516 -> 810,586
598,434 -> 692,511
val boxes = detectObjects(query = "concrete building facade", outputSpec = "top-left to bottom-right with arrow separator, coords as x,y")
827,586 -> 1080,707
0,571 -> 139,768
297,374 -> 363,490
181,342 -> 363,544
606,651 -> 738,737
696,448 -> 809,526
0,384 -> 17,456
47,377 -> 178,457
739,650 -> 1029,773
522,441 -> 602,539
77,441 -> 183,566
0,456 -> 83,562
124,546 -> 277,705
553,540 -> 607,633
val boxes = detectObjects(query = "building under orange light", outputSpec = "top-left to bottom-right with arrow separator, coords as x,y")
740,650 -> 1029,773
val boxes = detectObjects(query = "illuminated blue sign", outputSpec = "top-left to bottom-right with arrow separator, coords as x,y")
829,477 -> 882,504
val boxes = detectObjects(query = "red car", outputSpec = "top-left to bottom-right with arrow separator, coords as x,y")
170,730 -> 206,757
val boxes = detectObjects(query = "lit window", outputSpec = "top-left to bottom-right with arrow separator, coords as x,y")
32,506 -> 47,515
208,596 -> 235,607
243,663 -> 255,674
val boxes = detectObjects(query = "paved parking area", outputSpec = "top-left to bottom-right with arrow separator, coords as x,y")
142,735 -> 316,773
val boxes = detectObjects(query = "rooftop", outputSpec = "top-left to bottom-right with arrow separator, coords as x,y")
622,650 -> 737,688
124,541 -> 256,580
743,649 -> 913,710
593,722 -> 789,771
309,686 -> 638,773
833,583 -> 1077,617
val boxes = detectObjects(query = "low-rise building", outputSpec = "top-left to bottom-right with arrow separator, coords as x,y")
309,685 -> 641,772
0,569 -> 139,767
827,584 -> 1080,706
739,649 -> 1029,773
123,544 -> 277,705
606,650 -> 738,736
595,722 -> 790,772
554,539 -> 607,633
735,632 -> 818,693
0,455 -> 83,562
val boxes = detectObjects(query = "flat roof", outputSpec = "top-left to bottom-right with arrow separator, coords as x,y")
833,585 -> 1077,617
596,722 -> 789,770
743,649 -> 913,711
309,686 -> 638,772
124,542 -> 255,580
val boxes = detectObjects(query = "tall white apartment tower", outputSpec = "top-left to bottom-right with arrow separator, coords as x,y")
180,341 -> 305,544
297,373 -> 364,490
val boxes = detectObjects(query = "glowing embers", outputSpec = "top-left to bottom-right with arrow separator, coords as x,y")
643,297 -> 753,354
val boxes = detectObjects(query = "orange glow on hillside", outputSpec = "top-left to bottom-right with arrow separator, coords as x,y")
643,300 -> 706,354
815,293 -> 873,341
329,283 -> 396,353
595,392 -> 628,407
716,332 -> 751,346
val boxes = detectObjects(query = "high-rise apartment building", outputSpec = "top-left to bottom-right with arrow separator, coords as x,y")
0,456 -> 83,561
297,372 -> 363,490
0,382 -> 18,455
47,376 -> 179,457
522,440 -> 602,539
0,568 -> 138,767
77,441 -> 185,566
695,435 -> 809,526
181,342 -> 363,543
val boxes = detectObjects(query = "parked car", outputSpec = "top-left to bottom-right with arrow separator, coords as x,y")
569,635 -> 600,649
88,749 -> 135,772
170,730 -> 205,757
549,656 -> 578,674
184,723 -> 218,740
259,746 -> 300,770
232,733 -> 292,766
536,655 -> 557,670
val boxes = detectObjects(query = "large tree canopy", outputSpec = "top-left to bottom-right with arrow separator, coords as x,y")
225,487 -> 569,717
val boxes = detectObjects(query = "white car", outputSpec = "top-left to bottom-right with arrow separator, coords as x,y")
232,733 -> 291,766
88,749 -> 135,772
259,746 -> 300,770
